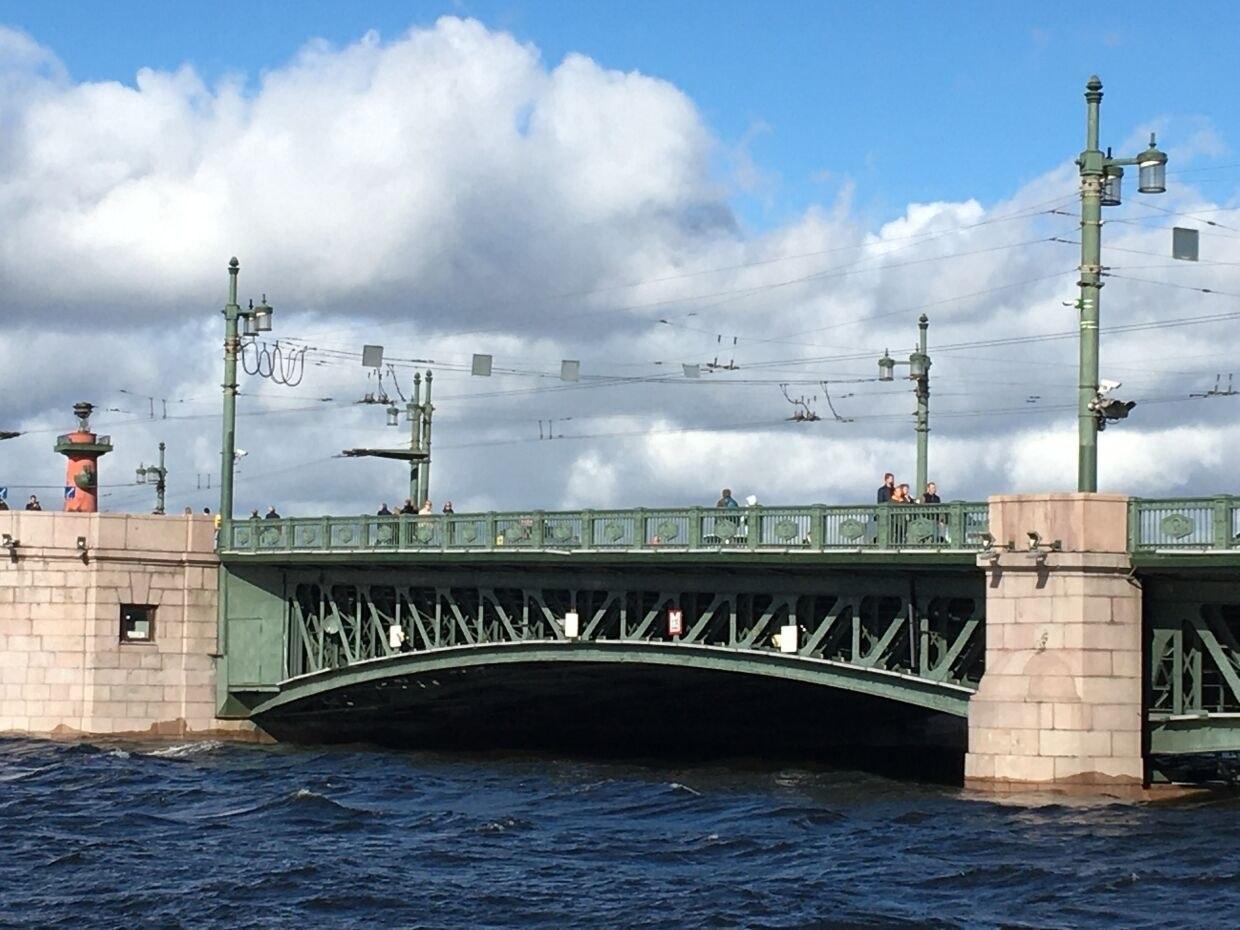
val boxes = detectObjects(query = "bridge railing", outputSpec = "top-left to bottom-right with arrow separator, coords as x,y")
223,502 -> 991,554
1129,496 -> 1240,551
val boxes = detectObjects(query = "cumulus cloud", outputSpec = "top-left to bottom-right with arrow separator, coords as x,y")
1,17 -> 1238,518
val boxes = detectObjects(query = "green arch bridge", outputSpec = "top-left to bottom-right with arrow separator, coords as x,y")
217,498 -> 1240,762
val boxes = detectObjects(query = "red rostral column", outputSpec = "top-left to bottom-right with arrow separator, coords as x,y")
53,402 -> 113,513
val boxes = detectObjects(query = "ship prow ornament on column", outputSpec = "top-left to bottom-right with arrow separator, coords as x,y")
53,402 -> 113,513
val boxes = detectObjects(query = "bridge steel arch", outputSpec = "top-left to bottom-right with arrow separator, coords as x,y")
252,639 -> 977,721
220,559 -> 987,742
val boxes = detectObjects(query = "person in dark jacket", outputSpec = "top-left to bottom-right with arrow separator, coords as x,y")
377,503 -> 392,516
25,495 -> 42,511
399,498 -> 416,515
264,506 -> 281,519
876,473 -> 895,504
922,482 -> 941,504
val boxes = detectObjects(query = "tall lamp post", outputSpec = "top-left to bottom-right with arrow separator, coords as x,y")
878,314 -> 932,498
136,442 -> 168,515
1075,75 -> 1167,492
346,372 -> 434,503
219,257 -> 273,527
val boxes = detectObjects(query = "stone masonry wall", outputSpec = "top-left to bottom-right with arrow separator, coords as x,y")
0,510 -> 259,740
965,493 -> 1143,791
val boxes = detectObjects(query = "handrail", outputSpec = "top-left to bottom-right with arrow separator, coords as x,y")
1129,496 -> 1240,551
222,502 -> 991,555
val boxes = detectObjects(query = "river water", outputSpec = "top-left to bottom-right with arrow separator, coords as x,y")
1,737 -> 1237,929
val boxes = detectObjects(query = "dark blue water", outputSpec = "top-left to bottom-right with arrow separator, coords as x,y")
1,738 -> 1237,929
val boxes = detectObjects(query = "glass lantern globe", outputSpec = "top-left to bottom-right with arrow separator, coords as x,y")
1102,165 -> 1123,206
878,352 -> 895,382
1137,134 -> 1167,194
252,295 -> 273,332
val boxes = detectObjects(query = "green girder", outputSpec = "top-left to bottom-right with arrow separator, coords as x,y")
221,563 -> 986,722
251,641 -> 976,720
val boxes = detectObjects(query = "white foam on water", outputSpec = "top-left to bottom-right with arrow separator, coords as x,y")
147,740 -> 224,758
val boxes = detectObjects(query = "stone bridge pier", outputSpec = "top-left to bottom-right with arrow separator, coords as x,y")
966,494 -> 1143,792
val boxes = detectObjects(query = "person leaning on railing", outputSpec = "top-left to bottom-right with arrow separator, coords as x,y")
920,482 -> 947,543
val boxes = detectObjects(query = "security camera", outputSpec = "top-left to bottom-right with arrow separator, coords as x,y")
234,449 -> 248,460
1098,379 -> 1122,396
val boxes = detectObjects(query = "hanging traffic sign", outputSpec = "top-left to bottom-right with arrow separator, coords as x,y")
668,608 -> 683,637
0,486 -> 7,501
64,486 -> 76,500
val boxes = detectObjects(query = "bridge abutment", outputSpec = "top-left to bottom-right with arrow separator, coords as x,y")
966,494 -> 1143,793
0,511 -> 260,741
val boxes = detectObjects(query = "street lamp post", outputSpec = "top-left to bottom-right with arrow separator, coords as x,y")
1075,75 -> 1167,492
219,258 -> 273,527
345,367 -> 434,503
878,314 -> 932,498
410,371 -> 423,504
419,370 -> 433,509
392,371 -> 435,507
136,441 -> 168,515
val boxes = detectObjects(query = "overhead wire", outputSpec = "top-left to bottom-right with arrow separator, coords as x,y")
284,191 -> 1080,345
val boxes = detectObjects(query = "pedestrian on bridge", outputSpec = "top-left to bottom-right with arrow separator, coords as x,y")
25,495 -> 42,511
716,488 -> 739,509
399,499 -> 416,515
442,501 -> 455,514
922,482 -> 941,504
419,500 -> 433,515
264,506 -> 281,519
377,503 -> 392,516
877,473 -> 895,503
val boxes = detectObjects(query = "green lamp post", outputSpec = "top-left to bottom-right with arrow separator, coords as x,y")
219,258 -> 273,528
135,441 -> 168,515
1075,75 -> 1167,492
878,314 -> 932,498
346,369 -> 435,508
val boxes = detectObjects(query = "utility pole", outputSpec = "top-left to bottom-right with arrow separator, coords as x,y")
345,368 -> 435,507
878,315 -> 932,498
410,372 -> 422,504
1074,76 -> 1167,491
406,370 -> 436,507
220,259 -> 241,525
136,441 -> 168,515
155,442 -> 166,516
914,314 -> 930,498
419,370 -> 433,509
219,258 -> 273,524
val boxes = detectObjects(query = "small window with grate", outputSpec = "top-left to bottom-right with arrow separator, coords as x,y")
120,604 -> 156,643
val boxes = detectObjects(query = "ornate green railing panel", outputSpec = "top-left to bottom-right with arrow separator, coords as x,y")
1130,496 -> 1240,550
224,502 -> 990,555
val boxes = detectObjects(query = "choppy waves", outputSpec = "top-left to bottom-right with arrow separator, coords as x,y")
1,737 -> 1239,928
